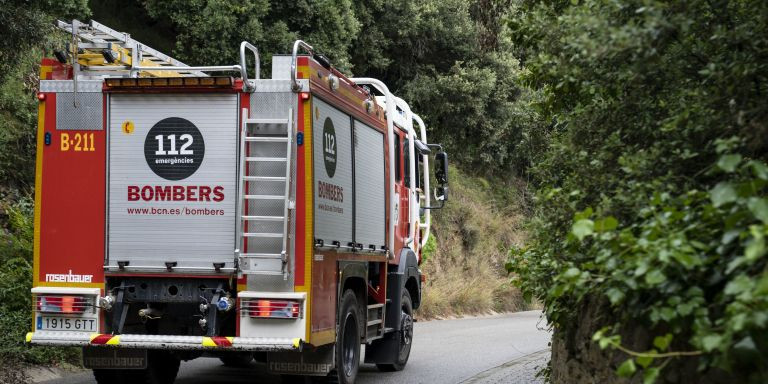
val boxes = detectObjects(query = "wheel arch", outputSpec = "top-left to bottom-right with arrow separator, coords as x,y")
397,248 -> 421,310
339,261 -> 367,302
338,261 -> 367,335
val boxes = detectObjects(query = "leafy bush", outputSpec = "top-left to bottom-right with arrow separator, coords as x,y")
0,199 -> 80,365
513,150 -> 768,381
507,0 -> 768,382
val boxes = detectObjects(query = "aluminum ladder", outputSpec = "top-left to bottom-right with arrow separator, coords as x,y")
57,19 -> 207,78
235,109 -> 294,278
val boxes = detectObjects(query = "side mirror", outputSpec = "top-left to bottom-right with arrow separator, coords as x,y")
435,151 -> 448,185
435,185 -> 448,202
423,148 -> 449,209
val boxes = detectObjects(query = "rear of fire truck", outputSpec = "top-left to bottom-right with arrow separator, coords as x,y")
26,20 -> 449,384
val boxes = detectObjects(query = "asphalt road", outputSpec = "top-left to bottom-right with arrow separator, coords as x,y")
41,311 -> 550,384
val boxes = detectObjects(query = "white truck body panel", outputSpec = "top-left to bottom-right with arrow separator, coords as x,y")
107,94 -> 238,271
354,121 -> 386,248
313,98 -> 354,246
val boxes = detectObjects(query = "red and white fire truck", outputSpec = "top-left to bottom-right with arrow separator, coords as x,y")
25,20 -> 449,383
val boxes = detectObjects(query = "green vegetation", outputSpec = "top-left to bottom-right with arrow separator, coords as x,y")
2,0 -> 766,382
0,0 -> 90,373
0,199 -> 81,368
507,0 -> 768,382
420,167 -> 530,319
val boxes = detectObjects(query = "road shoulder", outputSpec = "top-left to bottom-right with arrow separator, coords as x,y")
460,349 -> 550,384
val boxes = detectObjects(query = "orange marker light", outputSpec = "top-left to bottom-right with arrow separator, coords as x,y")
61,296 -> 75,313
257,299 -> 271,318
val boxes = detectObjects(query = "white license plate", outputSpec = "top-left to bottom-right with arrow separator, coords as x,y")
37,316 -> 98,332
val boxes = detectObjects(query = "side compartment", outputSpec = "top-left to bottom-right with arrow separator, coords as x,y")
36,78 -> 106,291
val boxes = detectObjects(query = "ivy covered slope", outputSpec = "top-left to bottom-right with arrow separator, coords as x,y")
507,0 -> 768,383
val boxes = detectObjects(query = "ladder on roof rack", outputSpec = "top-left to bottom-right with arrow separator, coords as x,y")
56,20 -> 260,84
57,19 -> 208,78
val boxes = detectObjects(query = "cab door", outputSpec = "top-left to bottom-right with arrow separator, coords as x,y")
403,136 -> 420,248
393,130 -> 410,253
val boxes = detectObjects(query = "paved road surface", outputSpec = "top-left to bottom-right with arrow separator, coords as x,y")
41,311 -> 550,384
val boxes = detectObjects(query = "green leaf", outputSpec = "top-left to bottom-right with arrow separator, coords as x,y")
605,287 -> 625,305
722,229 -> 740,245
717,154 -> 742,172
594,216 -> 618,232
756,271 -> 768,295
563,267 -> 581,279
750,161 -> 768,180
643,367 -> 660,384
678,302 -> 695,316
701,334 -> 723,352
636,353 -> 654,368
727,256 -> 747,274
672,252 -> 698,269
592,328 -> 606,341
724,275 -> 753,296
747,198 -> 768,223
710,182 -> 738,207
634,260 -> 650,277
574,207 -> 593,221
733,336 -> 758,354
572,219 -> 595,241
745,237 -> 766,262
660,307 -> 676,321
731,313 -> 748,332
645,270 -> 666,285
653,334 -> 673,351
616,358 -> 637,378
550,284 -> 565,297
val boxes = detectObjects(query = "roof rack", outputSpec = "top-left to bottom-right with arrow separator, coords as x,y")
56,19 -> 258,88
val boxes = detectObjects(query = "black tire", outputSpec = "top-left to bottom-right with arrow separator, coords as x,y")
219,352 -> 253,367
326,289 -> 361,384
93,369 -> 122,384
282,374 -> 310,383
376,290 -> 413,372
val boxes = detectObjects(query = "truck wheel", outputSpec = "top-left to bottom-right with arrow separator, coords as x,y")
326,289 -> 361,384
376,290 -> 413,372
219,352 -> 253,367
92,350 -> 179,384
132,350 -> 180,384
93,369 -> 121,384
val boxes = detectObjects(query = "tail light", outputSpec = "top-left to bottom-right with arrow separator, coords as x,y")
241,299 -> 301,319
36,295 -> 89,314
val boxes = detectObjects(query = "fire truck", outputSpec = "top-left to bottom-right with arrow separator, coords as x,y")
25,20 -> 449,384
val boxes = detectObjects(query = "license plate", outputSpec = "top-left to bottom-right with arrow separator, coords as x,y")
37,316 -> 98,332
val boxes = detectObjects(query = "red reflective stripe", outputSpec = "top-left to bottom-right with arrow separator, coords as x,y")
90,334 -> 113,345
211,337 -> 232,347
